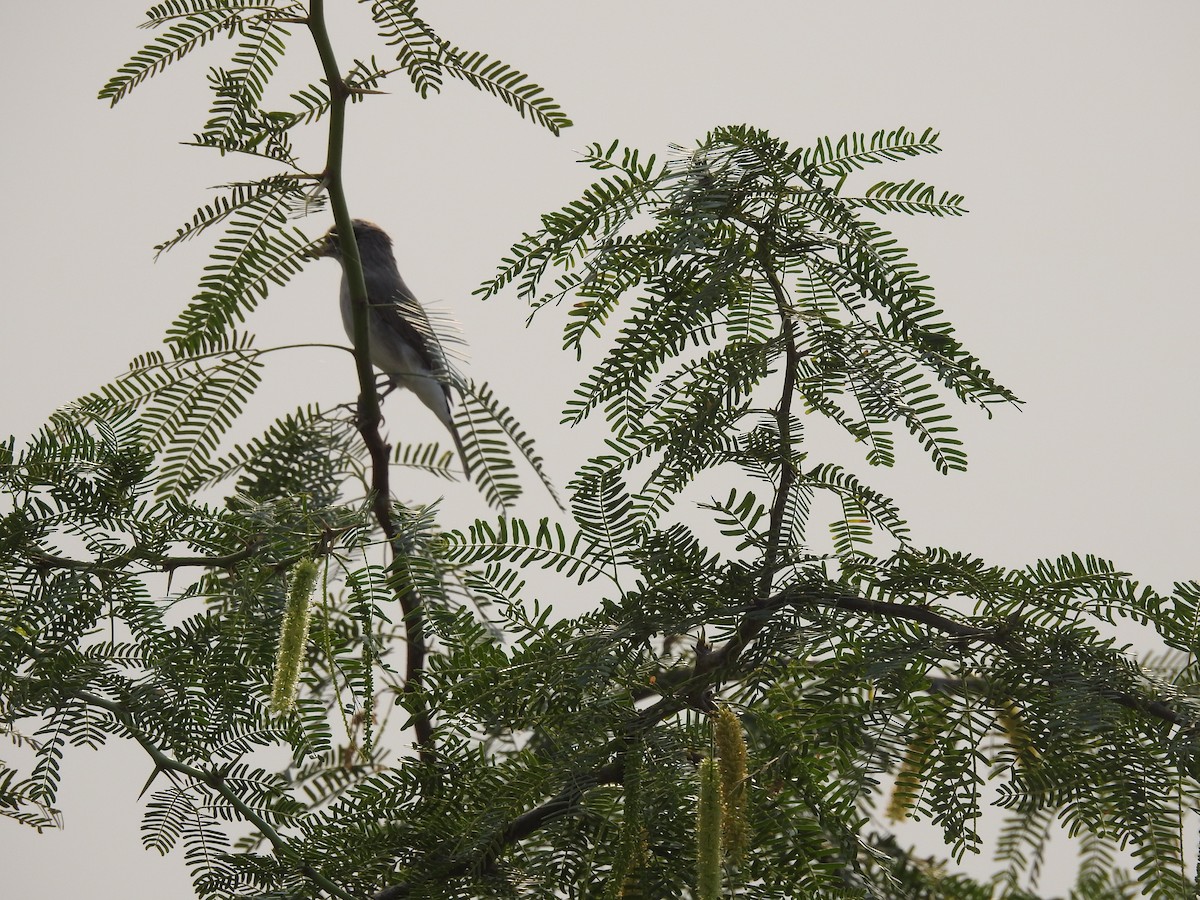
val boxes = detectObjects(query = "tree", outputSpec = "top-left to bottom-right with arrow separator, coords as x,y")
2,3 -> 1198,898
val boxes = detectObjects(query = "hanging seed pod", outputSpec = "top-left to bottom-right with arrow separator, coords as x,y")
696,757 -> 723,900
886,718 -> 935,823
269,559 -> 319,713
714,705 -> 750,865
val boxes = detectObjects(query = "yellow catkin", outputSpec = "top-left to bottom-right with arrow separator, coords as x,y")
618,826 -> 649,898
269,559 -> 319,713
886,721 -> 935,823
714,706 -> 750,865
696,758 -> 723,900
997,702 -> 1041,767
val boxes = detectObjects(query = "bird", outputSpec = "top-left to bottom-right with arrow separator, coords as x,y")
315,219 -> 471,477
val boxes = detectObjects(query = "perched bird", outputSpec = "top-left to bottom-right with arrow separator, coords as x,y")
316,219 -> 471,476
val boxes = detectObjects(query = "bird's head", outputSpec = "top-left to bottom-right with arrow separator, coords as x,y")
312,219 -> 392,261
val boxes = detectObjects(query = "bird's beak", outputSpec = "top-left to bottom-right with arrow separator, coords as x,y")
303,237 -> 332,260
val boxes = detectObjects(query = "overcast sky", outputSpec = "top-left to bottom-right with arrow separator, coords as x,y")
3,2 -> 1198,896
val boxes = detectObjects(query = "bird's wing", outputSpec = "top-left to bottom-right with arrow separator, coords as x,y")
371,292 -> 456,399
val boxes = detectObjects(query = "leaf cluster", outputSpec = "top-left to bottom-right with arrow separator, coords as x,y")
3,5 -> 1198,900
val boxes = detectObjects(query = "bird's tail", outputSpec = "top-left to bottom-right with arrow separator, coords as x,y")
398,373 -> 472,479
448,419 -> 472,479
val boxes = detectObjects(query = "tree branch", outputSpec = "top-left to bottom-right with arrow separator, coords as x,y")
753,229 -> 799,605
697,583 -> 1190,729
688,220 -> 800,694
372,761 -> 625,900
306,0 -> 433,760
75,689 -> 360,900
23,530 -> 349,578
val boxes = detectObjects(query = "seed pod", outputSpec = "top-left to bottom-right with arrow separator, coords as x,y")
714,705 -> 750,865
269,559 -> 319,713
696,757 -> 723,900
886,718 -> 935,823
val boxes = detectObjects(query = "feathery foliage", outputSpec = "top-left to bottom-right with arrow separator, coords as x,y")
4,5 -> 1198,900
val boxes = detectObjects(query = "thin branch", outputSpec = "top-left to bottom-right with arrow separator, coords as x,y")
372,761 -> 625,900
75,689 -> 360,900
25,545 -> 269,574
810,591 -> 994,641
696,584 -> 1190,729
691,219 -> 799,691
753,229 -> 799,604
24,530 -> 348,577
158,543 -> 267,571
306,0 -> 433,760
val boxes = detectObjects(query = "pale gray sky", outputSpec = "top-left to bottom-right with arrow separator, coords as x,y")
3,2 -> 1198,896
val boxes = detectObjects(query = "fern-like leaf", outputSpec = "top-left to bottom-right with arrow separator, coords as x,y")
166,208 -> 311,351
800,126 -> 944,178
847,179 -> 968,217
100,9 -> 245,106
366,0 -> 445,97
455,379 -> 560,512
436,44 -> 573,135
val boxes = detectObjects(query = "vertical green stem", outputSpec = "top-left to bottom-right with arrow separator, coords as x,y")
306,0 -> 433,760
